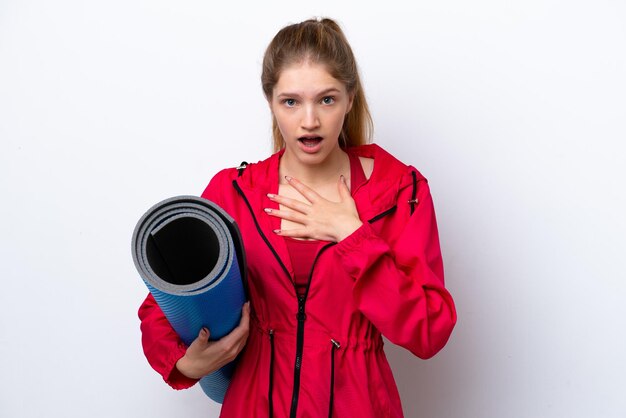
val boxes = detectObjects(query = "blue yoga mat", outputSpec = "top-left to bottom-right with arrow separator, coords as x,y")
131,195 -> 247,403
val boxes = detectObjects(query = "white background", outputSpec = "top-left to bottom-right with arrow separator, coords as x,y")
1,1 -> 625,417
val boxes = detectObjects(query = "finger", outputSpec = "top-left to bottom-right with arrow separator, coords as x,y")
212,332 -> 247,364
241,302 -> 250,323
232,304 -> 251,350
264,208 -> 307,225
189,327 -> 211,351
274,228 -> 314,240
285,176 -> 320,203
266,193 -> 310,213
337,175 -> 351,199
221,304 -> 251,344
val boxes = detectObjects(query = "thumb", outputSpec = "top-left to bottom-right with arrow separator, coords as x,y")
199,327 -> 211,342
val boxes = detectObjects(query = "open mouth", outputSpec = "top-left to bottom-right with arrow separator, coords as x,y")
298,136 -> 323,148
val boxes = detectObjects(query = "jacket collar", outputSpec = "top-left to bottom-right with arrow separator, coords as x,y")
233,143 -> 414,248
232,144 -> 417,279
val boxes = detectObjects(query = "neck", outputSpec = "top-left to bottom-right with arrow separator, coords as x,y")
279,147 -> 349,187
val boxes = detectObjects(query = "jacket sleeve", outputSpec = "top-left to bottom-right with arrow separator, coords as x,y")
138,293 -> 199,389
335,176 -> 456,359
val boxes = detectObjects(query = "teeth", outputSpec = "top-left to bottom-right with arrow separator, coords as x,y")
300,137 -> 321,147
298,136 -> 322,148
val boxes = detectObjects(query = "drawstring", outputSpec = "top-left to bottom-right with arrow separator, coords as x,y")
237,161 -> 248,177
268,329 -> 275,417
328,339 -> 341,418
408,171 -> 418,215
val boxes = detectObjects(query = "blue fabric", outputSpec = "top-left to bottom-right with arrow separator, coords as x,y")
132,196 -> 247,403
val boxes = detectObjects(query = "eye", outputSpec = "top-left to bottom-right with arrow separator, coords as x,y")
283,98 -> 297,107
321,96 -> 335,105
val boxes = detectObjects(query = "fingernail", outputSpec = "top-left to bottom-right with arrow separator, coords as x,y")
267,193 -> 275,198
264,208 -> 272,213
273,229 -> 281,234
285,175 -> 292,182
340,175 -> 346,182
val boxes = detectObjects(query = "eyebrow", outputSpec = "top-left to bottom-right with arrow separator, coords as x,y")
276,87 -> 341,99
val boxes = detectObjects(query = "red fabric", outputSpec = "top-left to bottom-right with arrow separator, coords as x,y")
348,151 -> 367,191
284,237 -> 323,297
138,144 -> 457,417
284,154 -> 365,297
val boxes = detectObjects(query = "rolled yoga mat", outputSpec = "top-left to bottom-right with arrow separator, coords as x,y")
132,195 -> 247,403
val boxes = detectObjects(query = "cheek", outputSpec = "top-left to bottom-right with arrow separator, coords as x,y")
274,112 -> 294,136
331,110 -> 347,129
271,109 -> 285,126
276,112 -> 289,125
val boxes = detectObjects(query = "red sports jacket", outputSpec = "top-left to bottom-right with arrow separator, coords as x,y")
138,144 -> 457,417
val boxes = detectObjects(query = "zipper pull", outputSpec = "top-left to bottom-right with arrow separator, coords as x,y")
330,339 -> 341,349
296,296 -> 307,321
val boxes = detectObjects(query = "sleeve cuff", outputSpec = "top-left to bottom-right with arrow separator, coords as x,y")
335,222 -> 378,256
164,342 -> 199,390
334,222 -> 391,281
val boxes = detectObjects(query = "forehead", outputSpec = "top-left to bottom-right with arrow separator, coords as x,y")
274,61 -> 346,95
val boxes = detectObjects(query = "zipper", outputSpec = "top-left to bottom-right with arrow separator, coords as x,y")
328,339 -> 341,418
232,180 -> 291,279
289,243 -> 335,418
367,205 -> 397,224
268,329 -> 275,418
290,295 -> 306,417
233,180 -> 337,417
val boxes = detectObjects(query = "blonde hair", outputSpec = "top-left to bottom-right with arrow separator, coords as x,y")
261,18 -> 373,152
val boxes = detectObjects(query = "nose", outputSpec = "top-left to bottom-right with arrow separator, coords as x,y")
301,104 -> 320,130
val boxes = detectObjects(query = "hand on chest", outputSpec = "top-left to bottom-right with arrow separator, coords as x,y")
276,181 -> 348,233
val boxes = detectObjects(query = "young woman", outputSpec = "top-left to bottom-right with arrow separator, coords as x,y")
139,18 -> 456,418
